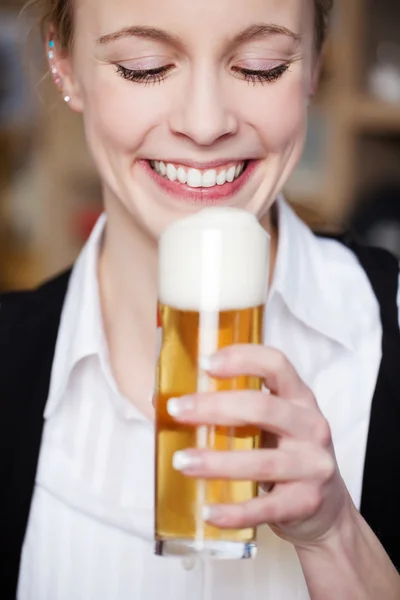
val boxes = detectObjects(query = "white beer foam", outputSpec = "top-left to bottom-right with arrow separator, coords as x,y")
159,208 -> 270,311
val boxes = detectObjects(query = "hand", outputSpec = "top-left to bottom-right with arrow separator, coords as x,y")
167,345 -> 351,548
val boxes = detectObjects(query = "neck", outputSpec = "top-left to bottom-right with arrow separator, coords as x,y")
261,201 -> 279,286
98,192 -> 158,416
99,203 -> 158,333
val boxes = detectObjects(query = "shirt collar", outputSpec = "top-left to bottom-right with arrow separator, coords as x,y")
45,214 -> 108,418
272,196 -> 354,351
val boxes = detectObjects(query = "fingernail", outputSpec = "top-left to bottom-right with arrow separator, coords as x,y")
167,396 -> 194,417
173,451 -> 203,472
199,354 -> 222,372
202,505 -> 212,521
202,505 -> 222,522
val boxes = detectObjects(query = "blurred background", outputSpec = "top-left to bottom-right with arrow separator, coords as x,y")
1,0 -> 400,290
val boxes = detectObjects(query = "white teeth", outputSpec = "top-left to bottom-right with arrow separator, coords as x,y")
150,161 -> 246,187
202,169 -> 217,188
216,170 -> 227,185
166,163 -> 177,181
177,167 -> 187,184
187,168 -> 202,188
226,166 -> 236,183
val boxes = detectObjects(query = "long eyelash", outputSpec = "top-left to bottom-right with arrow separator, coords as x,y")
116,64 -> 170,85
116,62 -> 289,86
233,63 -> 290,85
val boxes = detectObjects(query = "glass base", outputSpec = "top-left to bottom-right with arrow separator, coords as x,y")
155,538 -> 257,560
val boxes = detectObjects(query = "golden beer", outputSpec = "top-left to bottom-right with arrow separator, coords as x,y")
155,208 -> 269,559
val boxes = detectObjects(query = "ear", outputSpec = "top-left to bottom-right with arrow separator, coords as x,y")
46,31 -> 84,113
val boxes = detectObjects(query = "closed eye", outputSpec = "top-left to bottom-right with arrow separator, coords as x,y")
232,63 -> 290,84
115,64 -> 173,84
115,62 -> 290,86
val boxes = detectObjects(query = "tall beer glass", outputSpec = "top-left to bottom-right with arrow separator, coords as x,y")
155,208 -> 270,560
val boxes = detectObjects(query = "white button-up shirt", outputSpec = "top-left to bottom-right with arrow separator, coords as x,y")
18,198 -> 397,600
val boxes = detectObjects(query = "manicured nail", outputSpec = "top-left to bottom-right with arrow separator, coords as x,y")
167,396 -> 194,418
202,505 -> 222,522
199,354 -> 222,372
173,451 -> 202,472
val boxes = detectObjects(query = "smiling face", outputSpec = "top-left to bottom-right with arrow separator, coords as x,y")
62,0 -> 318,239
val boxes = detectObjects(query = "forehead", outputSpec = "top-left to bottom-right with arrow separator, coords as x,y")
75,0 -> 313,46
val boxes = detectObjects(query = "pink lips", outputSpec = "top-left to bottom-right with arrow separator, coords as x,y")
139,159 -> 260,205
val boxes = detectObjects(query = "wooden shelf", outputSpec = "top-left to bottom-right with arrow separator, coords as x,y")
347,98 -> 400,132
287,196 -> 341,233
308,0 -> 400,226
0,241 -> 42,291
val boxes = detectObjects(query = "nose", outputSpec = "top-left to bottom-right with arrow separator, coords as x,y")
169,68 -> 239,146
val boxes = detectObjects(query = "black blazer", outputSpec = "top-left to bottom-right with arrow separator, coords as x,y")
0,242 -> 399,598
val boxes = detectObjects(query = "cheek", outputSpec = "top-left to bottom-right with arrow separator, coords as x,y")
80,70 -> 167,153
241,72 -> 308,153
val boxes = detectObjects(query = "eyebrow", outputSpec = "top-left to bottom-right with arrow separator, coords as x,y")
97,26 -> 181,46
97,23 -> 301,47
231,24 -> 302,46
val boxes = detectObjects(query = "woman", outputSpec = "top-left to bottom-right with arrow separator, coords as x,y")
1,0 -> 399,598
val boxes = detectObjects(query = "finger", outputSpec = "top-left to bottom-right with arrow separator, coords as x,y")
167,391 -> 322,439
172,445 -> 335,483
203,483 -> 322,529
201,345 -> 312,400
